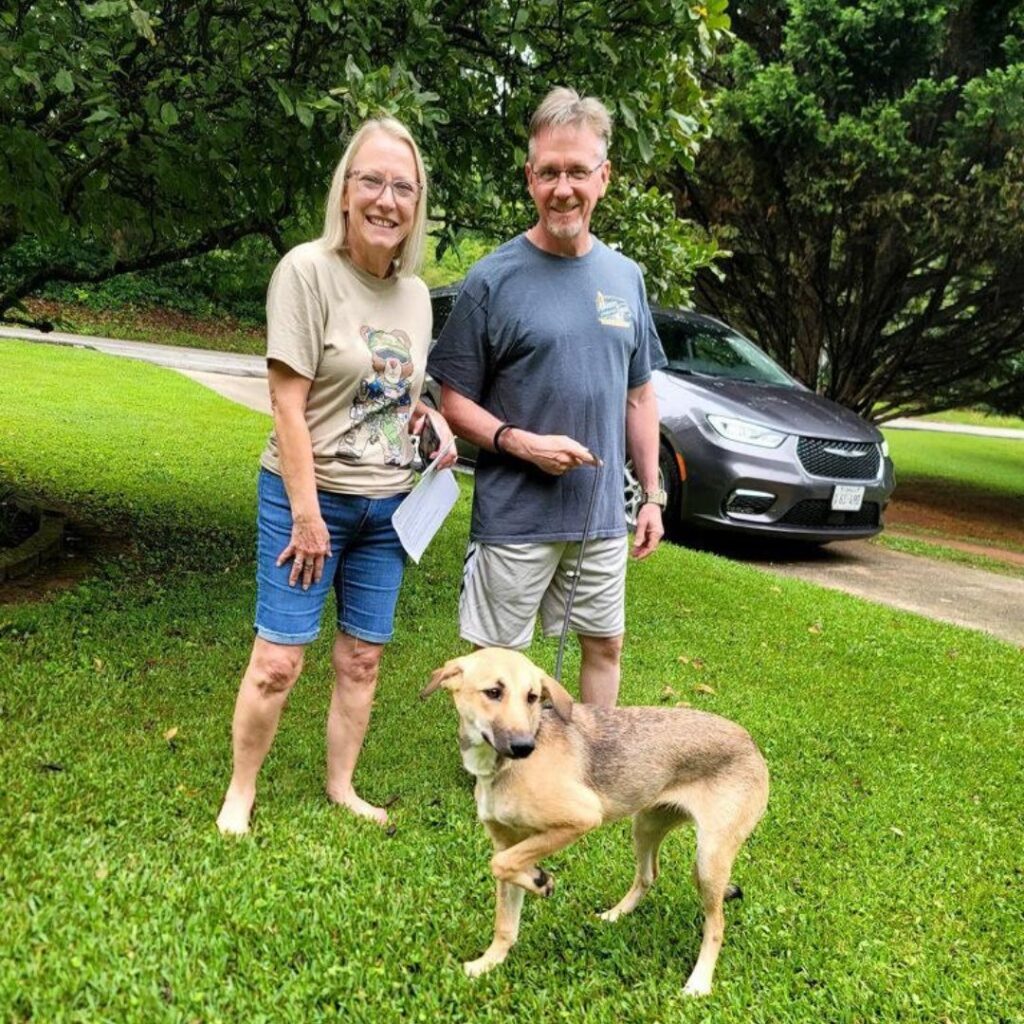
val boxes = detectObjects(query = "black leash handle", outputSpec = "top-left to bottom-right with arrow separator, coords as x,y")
554,458 -> 603,683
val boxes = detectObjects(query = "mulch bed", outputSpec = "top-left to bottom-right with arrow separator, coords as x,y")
886,479 -> 1024,558
21,298 -> 264,344
0,495 -> 39,549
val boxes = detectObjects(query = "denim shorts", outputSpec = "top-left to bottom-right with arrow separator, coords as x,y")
254,468 -> 408,646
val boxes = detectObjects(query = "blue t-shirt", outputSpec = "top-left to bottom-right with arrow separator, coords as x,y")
427,234 -> 666,542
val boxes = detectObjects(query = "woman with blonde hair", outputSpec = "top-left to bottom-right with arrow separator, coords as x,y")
217,117 -> 454,834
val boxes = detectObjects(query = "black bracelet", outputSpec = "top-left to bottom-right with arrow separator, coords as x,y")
493,423 -> 517,453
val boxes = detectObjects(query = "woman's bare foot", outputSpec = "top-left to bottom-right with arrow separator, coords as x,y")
216,784 -> 255,835
327,785 -> 389,826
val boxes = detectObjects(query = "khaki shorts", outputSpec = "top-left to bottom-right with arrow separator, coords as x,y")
459,537 -> 628,650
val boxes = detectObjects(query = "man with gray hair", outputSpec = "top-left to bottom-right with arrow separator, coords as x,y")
427,86 -> 666,706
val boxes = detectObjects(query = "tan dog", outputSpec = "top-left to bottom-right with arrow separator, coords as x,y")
421,647 -> 769,996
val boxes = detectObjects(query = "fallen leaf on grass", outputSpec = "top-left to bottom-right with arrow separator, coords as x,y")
770,585 -> 782,594
163,727 -> 179,742
93,657 -> 105,672
694,683 -> 717,696
808,624 -> 823,635
95,864 -> 109,881
692,658 -> 705,670
676,655 -> 690,665
674,700 -> 692,708
890,826 -> 905,838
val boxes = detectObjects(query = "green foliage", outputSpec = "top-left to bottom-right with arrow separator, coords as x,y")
680,0 -> 1024,418
2,341 -> 1023,1020
593,179 -> 723,307
40,238 -> 277,324
2,1 -> 729,322
31,228 -> 489,346
422,231 -> 496,289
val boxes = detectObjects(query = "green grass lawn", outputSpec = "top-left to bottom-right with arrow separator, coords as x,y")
873,533 -> 1024,578
917,409 -> 1024,432
883,429 -> 1023,498
2,341 -> 1022,1022
874,425 -> 1024,570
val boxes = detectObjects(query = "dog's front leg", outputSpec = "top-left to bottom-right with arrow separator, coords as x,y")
490,825 -> 590,896
463,879 -> 525,978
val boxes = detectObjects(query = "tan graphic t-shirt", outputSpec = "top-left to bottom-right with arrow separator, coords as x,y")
260,242 -> 432,496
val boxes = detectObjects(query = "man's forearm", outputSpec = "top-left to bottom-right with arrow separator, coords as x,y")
625,382 -> 660,491
439,383 -> 596,474
439,385 -> 506,452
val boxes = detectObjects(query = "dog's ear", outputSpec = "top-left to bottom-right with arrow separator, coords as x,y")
539,672 -> 573,723
419,657 -> 466,700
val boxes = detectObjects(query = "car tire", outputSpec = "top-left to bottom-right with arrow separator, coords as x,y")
659,441 -> 685,540
624,441 -> 683,536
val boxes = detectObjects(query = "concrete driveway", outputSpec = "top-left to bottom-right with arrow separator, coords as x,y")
689,533 -> 1023,647
4,327 -> 1021,647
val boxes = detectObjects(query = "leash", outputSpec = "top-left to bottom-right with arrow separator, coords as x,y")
554,458 -> 604,683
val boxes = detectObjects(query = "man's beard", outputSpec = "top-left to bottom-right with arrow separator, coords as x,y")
545,207 -> 583,239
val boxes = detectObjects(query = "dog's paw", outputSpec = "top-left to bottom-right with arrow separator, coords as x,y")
532,867 -> 555,897
682,978 -> 712,998
597,906 -> 622,923
463,956 -> 497,979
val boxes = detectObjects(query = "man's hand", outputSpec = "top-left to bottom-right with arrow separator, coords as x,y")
632,504 -> 664,559
503,429 -> 599,476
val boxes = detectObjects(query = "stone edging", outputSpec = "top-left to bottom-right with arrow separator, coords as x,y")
0,505 -> 66,583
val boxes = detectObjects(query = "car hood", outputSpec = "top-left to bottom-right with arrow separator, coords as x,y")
655,370 -> 883,442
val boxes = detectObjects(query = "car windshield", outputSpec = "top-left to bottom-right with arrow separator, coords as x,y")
656,316 -> 797,387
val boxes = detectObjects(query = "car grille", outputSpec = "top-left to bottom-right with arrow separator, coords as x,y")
779,500 -> 880,529
797,437 -> 880,480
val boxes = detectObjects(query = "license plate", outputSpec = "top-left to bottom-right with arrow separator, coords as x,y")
831,485 -> 864,511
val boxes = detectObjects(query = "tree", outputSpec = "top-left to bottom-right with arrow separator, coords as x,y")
1,0 -> 729,326
675,0 -> 1024,419
0,1 -> 440,326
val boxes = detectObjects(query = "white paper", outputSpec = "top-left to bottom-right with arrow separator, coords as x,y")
393,442 -> 460,563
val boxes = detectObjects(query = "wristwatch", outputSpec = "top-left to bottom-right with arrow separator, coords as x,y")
641,487 -> 668,509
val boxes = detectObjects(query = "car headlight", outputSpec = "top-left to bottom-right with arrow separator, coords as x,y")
706,414 -> 787,449
880,439 -> 890,458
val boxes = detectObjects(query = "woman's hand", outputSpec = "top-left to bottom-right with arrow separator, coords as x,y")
411,404 -> 458,470
276,511 -> 332,590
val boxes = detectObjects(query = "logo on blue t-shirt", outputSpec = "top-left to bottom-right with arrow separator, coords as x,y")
596,291 -> 633,329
